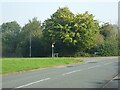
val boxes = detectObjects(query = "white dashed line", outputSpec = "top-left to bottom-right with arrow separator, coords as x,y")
16,78 -> 51,88
62,65 -> 101,76
62,69 -> 84,76
87,65 -> 101,69
16,61 -> 117,88
62,61 -> 116,76
103,62 -> 113,65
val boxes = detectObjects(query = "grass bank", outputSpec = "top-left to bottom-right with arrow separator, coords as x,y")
2,58 -> 83,74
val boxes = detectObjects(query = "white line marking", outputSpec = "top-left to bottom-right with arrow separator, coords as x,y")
62,69 -> 83,76
62,61 -> 115,76
16,78 -> 50,88
62,65 -> 101,76
87,65 -> 100,69
102,79 -> 114,88
104,62 -> 113,65
102,74 -> 118,88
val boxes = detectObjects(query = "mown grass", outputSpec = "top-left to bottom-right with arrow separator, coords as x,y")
2,58 -> 83,74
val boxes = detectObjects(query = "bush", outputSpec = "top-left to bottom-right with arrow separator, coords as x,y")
95,41 -> 118,56
74,51 -> 91,57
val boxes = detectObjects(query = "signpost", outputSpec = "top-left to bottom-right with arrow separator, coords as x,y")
52,42 -> 55,57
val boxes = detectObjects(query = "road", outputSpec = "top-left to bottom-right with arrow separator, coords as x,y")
2,57 -> 119,89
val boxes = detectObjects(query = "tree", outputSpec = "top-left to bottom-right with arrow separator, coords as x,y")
95,40 -> 118,56
18,18 -> 44,57
73,11 -> 100,51
43,7 -> 100,56
1,21 -> 21,57
91,23 -> 119,56
100,23 -> 118,40
43,7 -> 75,56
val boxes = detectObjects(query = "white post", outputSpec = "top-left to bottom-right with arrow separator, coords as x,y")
52,42 -> 55,57
52,44 -> 54,57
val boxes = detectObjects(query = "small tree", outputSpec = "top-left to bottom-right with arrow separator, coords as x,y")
1,21 -> 21,57
18,18 -> 44,57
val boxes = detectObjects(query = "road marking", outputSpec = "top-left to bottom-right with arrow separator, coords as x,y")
16,78 -> 51,88
102,74 -> 119,88
62,69 -> 84,76
103,62 -> 113,65
62,65 -> 101,76
102,79 -> 113,88
62,61 -> 117,76
14,61 -> 117,88
87,65 -> 100,69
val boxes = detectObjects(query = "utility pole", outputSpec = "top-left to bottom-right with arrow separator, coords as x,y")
29,33 -> 31,57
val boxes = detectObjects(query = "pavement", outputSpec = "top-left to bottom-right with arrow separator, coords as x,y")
2,57 -> 119,89
102,73 -> 119,88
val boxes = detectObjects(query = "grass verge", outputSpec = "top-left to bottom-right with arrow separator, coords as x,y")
2,58 -> 83,74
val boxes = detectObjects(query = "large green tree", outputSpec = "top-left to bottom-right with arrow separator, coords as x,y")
43,7 -> 100,56
1,21 -> 21,57
43,7 -> 75,56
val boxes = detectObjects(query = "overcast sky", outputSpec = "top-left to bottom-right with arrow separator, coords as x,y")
0,0 -> 119,26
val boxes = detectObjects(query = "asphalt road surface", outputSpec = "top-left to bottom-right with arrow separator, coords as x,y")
2,57 -> 119,89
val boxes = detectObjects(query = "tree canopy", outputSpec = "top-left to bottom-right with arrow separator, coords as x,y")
18,18 -> 44,57
1,7 -> 118,57
43,7 -> 100,56
1,21 -> 21,57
